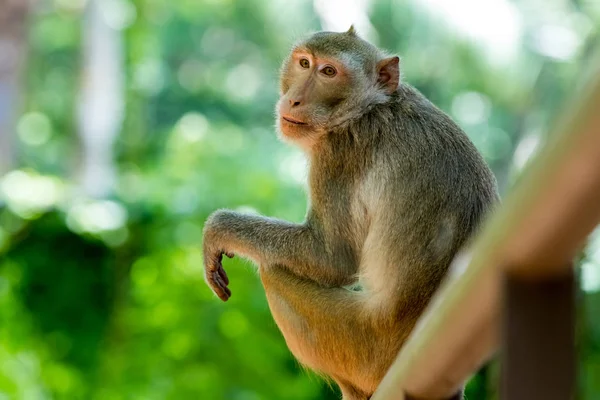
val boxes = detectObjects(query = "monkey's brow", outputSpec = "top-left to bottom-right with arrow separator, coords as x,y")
291,47 -> 348,66
291,46 -> 313,56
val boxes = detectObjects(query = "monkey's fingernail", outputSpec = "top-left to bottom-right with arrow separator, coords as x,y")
220,293 -> 230,301
221,291 -> 230,301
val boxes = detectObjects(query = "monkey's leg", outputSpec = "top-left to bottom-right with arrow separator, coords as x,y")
259,264 -> 409,397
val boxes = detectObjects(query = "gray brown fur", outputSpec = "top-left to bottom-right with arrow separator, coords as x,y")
203,29 -> 498,400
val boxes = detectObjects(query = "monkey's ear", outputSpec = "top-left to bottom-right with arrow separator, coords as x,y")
346,25 -> 357,36
377,56 -> 400,94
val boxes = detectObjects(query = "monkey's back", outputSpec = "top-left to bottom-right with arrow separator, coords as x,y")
345,83 -> 498,317
387,83 -> 498,245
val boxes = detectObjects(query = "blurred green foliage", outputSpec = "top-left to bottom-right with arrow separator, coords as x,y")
0,0 -> 599,399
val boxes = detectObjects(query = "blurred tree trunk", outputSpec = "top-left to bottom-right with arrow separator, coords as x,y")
77,0 -> 124,197
0,0 -> 30,175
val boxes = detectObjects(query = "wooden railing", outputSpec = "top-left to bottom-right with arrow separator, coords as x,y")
371,55 -> 600,400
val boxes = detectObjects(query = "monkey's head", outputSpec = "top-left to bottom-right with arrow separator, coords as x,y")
276,26 -> 400,149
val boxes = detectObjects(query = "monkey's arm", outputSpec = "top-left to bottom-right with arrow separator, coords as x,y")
203,209 -> 355,301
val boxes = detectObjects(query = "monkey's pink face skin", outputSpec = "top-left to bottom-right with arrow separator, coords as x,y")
277,49 -> 350,144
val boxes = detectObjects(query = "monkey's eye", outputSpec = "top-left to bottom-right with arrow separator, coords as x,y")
321,66 -> 337,77
299,58 -> 310,68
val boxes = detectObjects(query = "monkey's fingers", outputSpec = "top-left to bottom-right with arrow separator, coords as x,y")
217,262 -> 230,285
225,251 -> 234,259
215,259 -> 231,295
210,270 -> 232,301
204,253 -> 231,301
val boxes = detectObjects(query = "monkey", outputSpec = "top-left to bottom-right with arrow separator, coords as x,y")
202,27 -> 498,400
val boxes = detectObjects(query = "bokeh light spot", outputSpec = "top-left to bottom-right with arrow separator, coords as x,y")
451,92 -> 491,125
17,112 -> 52,146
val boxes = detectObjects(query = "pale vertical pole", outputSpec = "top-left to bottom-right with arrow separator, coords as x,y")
77,0 -> 125,197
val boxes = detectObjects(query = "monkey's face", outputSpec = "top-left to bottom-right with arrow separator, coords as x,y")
276,47 -> 353,147
276,30 -> 399,150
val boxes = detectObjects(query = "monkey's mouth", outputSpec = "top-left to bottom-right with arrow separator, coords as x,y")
282,116 -> 307,125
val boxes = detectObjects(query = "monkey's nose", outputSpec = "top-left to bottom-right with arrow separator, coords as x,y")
289,99 -> 301,107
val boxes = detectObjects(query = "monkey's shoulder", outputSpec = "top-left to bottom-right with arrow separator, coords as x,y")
380,85 -> 487,161
391,84 -> 460,131
370,85 -> 498,203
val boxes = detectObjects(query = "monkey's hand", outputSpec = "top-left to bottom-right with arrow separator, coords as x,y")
204,246 -> 235,301
203,222 -> 235,301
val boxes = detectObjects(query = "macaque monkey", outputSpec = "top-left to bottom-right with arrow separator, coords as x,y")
202,27 -> 498,400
